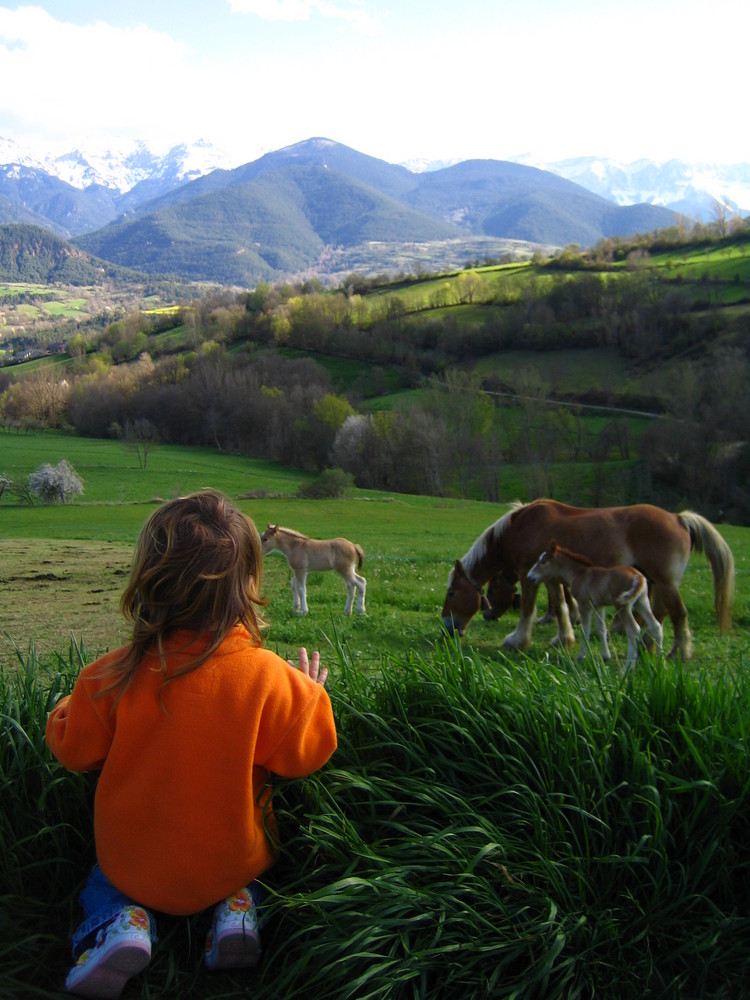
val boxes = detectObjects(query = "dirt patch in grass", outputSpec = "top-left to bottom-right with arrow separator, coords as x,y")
1,538 -> 134,668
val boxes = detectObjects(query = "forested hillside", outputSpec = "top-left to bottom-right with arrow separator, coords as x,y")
75,167 -> 462,286
2,223 -> 750,521
0,224 -> 139,284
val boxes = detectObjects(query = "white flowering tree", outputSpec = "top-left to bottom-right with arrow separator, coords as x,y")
27,460 -> 83,504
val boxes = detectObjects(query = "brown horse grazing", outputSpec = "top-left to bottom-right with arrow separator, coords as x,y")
441,500 -> 734,659
528,542 -> 663,669
261,524 -> 366,615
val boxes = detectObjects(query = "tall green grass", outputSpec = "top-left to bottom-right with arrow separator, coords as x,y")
3,637 -> 749,998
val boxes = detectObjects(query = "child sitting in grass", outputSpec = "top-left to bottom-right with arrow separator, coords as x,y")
46,489 -> 337,999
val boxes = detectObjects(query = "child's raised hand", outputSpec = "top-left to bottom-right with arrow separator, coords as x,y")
290,647 -> 328,687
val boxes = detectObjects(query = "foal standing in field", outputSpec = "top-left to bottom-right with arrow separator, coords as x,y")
528,542 -> 663,669
261,524 -> 366,615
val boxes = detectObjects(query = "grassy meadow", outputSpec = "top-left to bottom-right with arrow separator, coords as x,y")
2,431 -> 747,669
2,432 -> 750,998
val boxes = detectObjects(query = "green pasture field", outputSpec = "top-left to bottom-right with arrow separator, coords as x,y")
273,346 -> 395,392
0,429 -> 308,507
39,298 -> 89,318
361,261 -> 530,316
371,238 -> 750,318
644,240 -> 750,306
470,346 -> 651,400
0,282 -> 53,297
0,353 -> 71,376
364,347 -> 661,419
1,432 -> 747,675
651,239 -> 750,279
148,325 -> 187,353
0,286 -> 92,331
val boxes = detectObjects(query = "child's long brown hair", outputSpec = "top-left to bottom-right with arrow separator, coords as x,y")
95,489 -> 267,703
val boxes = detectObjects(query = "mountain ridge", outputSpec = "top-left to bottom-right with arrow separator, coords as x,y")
71,139 -> 678,285
3,134 -> 749,233
0,136 -> 722,287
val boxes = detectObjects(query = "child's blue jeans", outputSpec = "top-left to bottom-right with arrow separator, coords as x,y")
71,864 -> 157,958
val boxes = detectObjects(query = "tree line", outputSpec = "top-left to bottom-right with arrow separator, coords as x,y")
3,341 -> 748,520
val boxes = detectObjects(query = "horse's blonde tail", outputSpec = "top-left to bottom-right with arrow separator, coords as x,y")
679,511 -> 735,631
355,545 -> 364,570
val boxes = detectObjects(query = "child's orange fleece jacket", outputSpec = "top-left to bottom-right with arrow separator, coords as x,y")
46,626 -> 337,915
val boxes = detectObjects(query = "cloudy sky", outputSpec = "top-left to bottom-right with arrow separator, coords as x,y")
0,0 -> 746,168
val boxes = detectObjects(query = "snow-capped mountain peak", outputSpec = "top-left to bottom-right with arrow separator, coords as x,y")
0,136 -> 233,194
521,155 -> 750,220
0,136 -> 48,172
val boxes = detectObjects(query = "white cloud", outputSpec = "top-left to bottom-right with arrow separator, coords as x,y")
0,5 -> 194,148
0,0 -> 746,167
226,0 -> 381,32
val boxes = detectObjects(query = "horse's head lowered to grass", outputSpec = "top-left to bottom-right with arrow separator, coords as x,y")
441,560 -> 485,636
441,563 -> 519,636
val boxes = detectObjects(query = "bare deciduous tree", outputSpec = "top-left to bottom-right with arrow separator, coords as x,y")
0,474 -> 32,503
123,418 -> 158,469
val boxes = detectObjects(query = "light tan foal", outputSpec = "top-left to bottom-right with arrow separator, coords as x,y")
528,541 -> 663,669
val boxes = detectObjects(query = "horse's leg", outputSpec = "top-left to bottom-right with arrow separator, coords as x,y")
622,608 -> 642,671
651,583 -> 691,659
536,585 -> 556,625
296,570 -> 309,615
338,565 -> 363,615
593,608 -> 611,661
577,605 -> 594,660
502,577 -> 539,650
290,574 -> 300,613
548,582 -> 576,649
609,607 -> 626,635
542,585 -> 580,626
634,593 -> 663,655
566,588 -> 581,626
354,572 -> 366,614
342,572 -> 355,615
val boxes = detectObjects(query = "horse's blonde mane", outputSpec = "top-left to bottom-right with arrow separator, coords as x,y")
462,501 -> 525,575
274,525 -> 308,540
